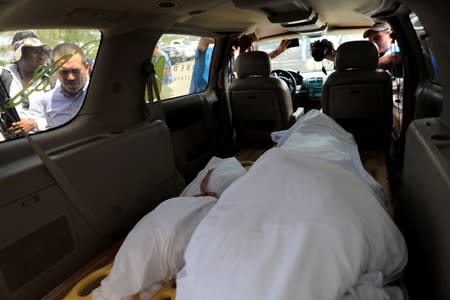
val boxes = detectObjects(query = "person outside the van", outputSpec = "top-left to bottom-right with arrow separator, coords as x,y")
2,31 -> 50,136
237,33 -> 290,59
40,43 -> 90,128
363,21 -> 402,76
189,37 -> 214,93
152,45 -> 173,98
86,57 -> 95,76
227,34 -> 290,80
310,21 -> 402,74
363,22 -> 404,139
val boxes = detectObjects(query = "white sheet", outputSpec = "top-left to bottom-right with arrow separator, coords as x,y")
180,156 -> 247,197
93,155 -> 246,300
177,147 -> 407,300
274,109 -> 386,206
92,196 -> 216,300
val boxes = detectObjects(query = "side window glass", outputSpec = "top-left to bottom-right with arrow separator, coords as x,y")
0,29 -> 101,142
410,12 -> 441,84
149,34 -> 215,100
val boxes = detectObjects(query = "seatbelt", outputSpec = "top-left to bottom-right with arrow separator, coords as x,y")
143,58 -> 166,122
25,134 -> 107,243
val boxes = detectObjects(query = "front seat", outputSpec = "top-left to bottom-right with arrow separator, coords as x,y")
322,40 -> 393,150
230,51 -> 294,147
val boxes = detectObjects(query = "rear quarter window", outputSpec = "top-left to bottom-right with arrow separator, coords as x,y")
0,29 -> 101,142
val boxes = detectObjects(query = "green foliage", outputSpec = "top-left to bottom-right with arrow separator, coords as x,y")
35,29 -> 101,59
0,29 -> 101,62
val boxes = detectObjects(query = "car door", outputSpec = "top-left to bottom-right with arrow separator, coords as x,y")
155,34 -> 233,182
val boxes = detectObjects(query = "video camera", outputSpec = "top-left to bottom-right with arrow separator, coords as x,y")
311,39 -> 334,62
0,77 -> 19,140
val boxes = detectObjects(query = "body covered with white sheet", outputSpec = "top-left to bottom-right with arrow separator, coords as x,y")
273,109 -> 386,205
92,157 -> 246,300
177,111 -> 407,300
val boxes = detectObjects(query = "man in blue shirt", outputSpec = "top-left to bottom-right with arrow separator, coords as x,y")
189,37 -> 214,93
41,43 -> 89,128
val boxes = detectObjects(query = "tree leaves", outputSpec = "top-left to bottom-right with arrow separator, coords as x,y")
0,29 -> 101,65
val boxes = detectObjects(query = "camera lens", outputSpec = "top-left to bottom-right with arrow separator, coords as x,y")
311,39 -> 333,62
312,48 -> 325,62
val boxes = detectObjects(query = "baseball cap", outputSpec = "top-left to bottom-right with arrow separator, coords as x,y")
11,31 -> 49,62
363,21 -> 392,38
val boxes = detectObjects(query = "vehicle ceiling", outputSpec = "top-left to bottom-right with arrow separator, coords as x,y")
0,0 -> 397,37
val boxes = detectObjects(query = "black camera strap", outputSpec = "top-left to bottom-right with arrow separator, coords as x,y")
0,72 -> 20,139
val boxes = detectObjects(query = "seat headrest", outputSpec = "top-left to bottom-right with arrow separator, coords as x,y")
335,41 -> 379,72
236,51 -> 271,78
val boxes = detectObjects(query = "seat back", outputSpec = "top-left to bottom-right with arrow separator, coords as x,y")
230,51 -> 293,147
322,41 -> 393,150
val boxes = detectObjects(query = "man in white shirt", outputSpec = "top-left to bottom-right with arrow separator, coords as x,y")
1,31 -> 50,138
41,43 -> 89,129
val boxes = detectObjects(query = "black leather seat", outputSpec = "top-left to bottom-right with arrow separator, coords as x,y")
322,40 -> 393,150
230,51 -> 294,147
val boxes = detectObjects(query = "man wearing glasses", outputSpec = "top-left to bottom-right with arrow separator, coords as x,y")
41,43 -> 90,129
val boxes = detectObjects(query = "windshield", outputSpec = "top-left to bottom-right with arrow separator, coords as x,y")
257,32 -> 364,75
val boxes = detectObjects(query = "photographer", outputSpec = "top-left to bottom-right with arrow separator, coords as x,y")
268,39 -> 291,59
228,33 -> 291,80
310,21 -> 401,74
310,39 -> 336,62
234,33 -> 290,59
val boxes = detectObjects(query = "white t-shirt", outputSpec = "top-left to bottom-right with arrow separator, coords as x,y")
2,64 -> 48,131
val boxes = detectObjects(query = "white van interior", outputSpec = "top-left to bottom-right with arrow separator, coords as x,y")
0,0 -> 448,299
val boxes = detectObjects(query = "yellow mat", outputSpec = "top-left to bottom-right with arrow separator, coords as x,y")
63,263 -> 176,300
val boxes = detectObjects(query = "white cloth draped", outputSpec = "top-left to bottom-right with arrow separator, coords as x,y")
177,137 -> 406,299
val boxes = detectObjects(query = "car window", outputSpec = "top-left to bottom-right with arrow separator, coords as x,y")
0,29 -> 101,142
409,12 -> 441,84
149,34 -> 215,101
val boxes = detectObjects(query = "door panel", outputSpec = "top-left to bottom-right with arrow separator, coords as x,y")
163,93 -> 220,182
399,118 -> 450,300
0,186 -> 99,300
0,120 -> 184,299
